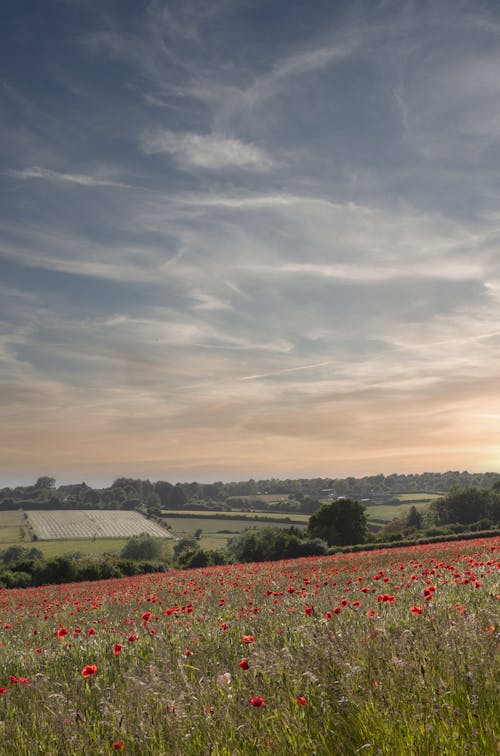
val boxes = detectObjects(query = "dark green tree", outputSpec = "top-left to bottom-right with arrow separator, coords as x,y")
120,534 -> 162,560
405,505 -> 423,530
308,498 -> 367,546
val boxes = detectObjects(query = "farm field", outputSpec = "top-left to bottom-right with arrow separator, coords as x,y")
364,501 -> 426,523
0,510 -> 25,545
27,510 -> 172,541
163,514 -> 306,552
397,492 -> 443,502
0,537 -> 497,754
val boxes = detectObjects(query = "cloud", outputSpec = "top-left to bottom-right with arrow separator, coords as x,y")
6,166 -> 134,188
140,130 -> 274,171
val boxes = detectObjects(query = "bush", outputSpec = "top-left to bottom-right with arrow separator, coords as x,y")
120,533 -> 163,561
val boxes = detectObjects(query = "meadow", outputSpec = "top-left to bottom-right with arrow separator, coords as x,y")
0,537 -> 497,754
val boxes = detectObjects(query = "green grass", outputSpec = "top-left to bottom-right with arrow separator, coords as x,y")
0,510 -> 26,546
32,538 -> 131,558
162,509 -> 308,521
163,515 -> 306,552
397,492 -> 443,502
365,502 -> 426,523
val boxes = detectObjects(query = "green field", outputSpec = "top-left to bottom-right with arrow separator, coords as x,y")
0,510 -> 25,545
163,514 -> 306,552
396,492 -> 443,502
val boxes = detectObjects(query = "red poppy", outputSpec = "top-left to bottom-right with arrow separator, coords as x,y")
295,696 -> 307,706
127,633 -> 137,643
113,741 -> 125,750
239,659 -> 250,670
242,634 -> 255,644
0,687 -> 6,695
185,649 -> 192,657
82,664 -> 97,678
113,643 -> 122,656
9,675 -> 29,685
57,627 -> 68,638
249,696 -> 265,707
410,605 -> 423,615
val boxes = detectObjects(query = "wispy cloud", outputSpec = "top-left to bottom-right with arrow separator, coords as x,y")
6,166 -> 135,188
140,130 -> 274,171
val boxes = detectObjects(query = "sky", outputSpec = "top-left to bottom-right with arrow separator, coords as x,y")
2,0 -> 500,488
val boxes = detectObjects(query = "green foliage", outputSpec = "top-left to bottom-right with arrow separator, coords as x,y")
120,533 -> 163,561
429,486 -> 500,526
227,526 -> 327,563
308,498 -> 368,546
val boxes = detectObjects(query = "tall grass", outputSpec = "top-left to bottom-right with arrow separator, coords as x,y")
0,537 -> 497,754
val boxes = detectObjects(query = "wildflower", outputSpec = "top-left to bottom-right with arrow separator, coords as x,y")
304,606 -> 314,616
185,649 -> 192,657
239,659 -> 250,670
113,741 -> 125,750
366,609 -> 377,618
128,633 -> 137,643
57,627 -> 68,639
113,643 -> 123,656
87,628 -> 97,636
249,696 -> 265,707
82,664 -> 97,678
295,696 -> 307,706
324,611 -> 333,619
410,606 -> 423,615
242,634 -> 255,644
141,611 -> 152,621
0,687 -> 6,695
9,675 -> 29,685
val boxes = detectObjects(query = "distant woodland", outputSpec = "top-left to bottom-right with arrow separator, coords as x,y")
2,470 -> 500,512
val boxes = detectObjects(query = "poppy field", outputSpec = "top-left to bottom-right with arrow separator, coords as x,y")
0,538 -> 498,754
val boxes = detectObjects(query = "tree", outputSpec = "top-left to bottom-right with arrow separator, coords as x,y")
405,505 -> 423,530
308,498 -> 367,546
167,484 -> 187,509
120,534 -> 162,561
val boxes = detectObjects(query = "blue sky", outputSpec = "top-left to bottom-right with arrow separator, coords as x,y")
2,0 -> 500,486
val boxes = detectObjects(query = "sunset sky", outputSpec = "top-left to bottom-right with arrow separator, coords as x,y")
2,0 -> 500,487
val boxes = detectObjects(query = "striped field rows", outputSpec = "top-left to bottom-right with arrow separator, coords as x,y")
27,510 -> 173,540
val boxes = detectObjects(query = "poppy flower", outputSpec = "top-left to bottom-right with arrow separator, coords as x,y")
57,627 -> 68,638
0,687 -> 6,695
295,696 -> 307,706
9,675 -> 29,685
249,696 -> 265,707
112,741 -> 125,750
239,659 -> 250,670
127,633 -> 137,643
242,634 -> 255,644
82,664 -> 97,678
113,643 -> 122,656
410,606 -> 423,615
